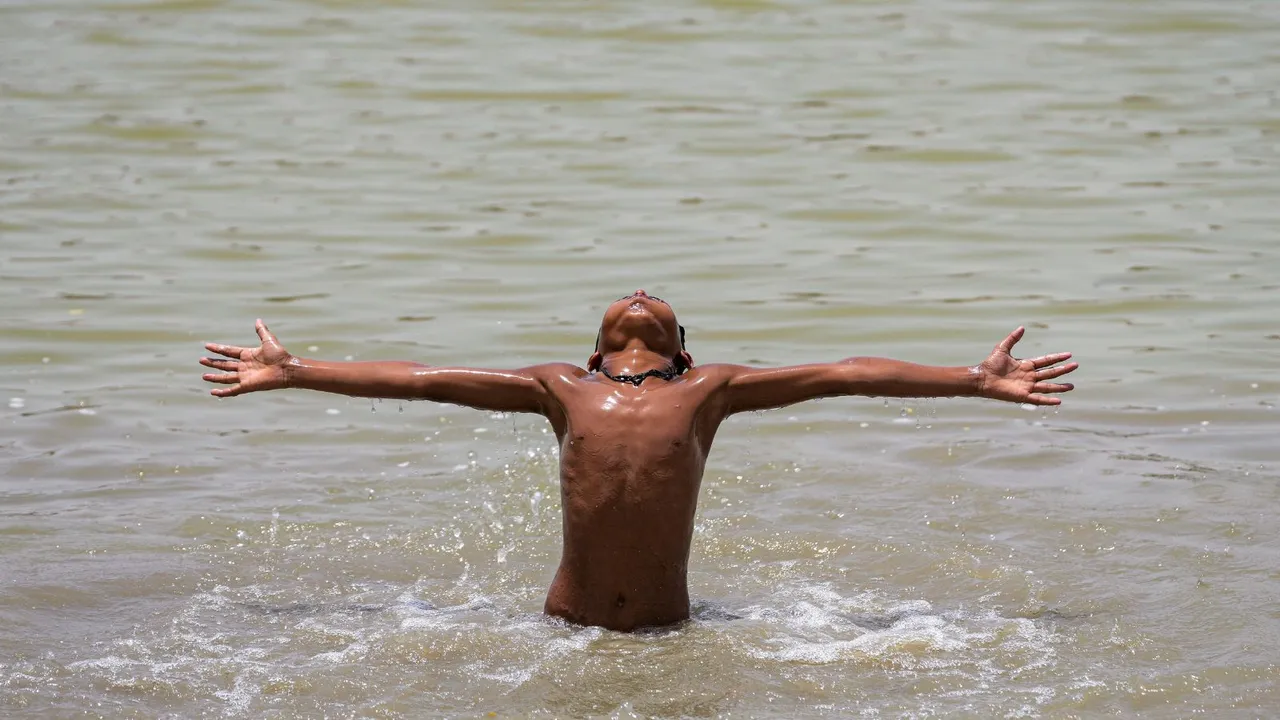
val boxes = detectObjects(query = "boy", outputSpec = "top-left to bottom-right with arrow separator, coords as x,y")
201,290 -> 1077,631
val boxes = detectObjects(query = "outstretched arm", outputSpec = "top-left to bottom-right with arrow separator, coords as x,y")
200,319 -> 576,415
715,327 -> 1077,415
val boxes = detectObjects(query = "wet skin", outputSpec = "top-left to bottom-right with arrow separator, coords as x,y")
201,290 -> 1078,632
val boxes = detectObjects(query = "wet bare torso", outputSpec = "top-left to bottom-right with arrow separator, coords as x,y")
541,367 -> 727,631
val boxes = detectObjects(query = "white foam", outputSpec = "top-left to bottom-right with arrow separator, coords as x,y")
214,665 -> 266,715
737,583 -> 1058,683
67,655 -> 144,672
312,641 -> 369,664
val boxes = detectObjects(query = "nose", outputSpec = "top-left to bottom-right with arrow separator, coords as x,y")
634,289 -> 648,298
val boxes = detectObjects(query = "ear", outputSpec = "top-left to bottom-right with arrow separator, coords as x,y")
586,351 -> 603,371
676,350 -> 694,371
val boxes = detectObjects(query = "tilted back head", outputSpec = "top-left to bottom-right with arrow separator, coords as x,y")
588,290 -> 693,373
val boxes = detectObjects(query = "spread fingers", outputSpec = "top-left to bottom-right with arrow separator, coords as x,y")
203,372 -> 239,384
205,343 -> 247,358
1035,362 -> 1078,380
1026,394 -> 1063,406
200,357 -> 238,370
996,326 -> 1025,354
1030,352 -> 1072,368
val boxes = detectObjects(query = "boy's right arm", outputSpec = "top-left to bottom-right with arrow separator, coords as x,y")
200,319 -> 578,416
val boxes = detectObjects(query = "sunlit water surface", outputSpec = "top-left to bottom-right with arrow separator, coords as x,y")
2,0 -> 1279,717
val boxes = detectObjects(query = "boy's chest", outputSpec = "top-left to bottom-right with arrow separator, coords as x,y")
560,384 -> 707,450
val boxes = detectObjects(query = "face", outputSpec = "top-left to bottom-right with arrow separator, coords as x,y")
589,289 -> 690,369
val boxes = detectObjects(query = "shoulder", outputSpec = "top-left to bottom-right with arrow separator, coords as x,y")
522,362 -> 589,383
680,363 -> 751,388
686,363 -> 750,380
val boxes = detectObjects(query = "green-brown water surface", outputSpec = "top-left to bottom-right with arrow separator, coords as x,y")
3,0 -> 1279,717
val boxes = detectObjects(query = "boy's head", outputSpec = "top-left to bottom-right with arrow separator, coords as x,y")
587,290 -> 691,373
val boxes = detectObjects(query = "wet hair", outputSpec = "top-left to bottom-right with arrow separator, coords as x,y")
594,325 -> 688,371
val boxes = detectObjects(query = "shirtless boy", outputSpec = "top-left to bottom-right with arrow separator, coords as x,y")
201,290 -> 1077,632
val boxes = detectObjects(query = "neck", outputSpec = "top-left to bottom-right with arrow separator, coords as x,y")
599,349 -> 676,377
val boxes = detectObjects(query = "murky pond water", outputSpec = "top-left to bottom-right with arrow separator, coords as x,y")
3,0 -> 1279,716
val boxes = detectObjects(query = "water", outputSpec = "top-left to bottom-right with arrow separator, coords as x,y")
3,0 -> 1279,716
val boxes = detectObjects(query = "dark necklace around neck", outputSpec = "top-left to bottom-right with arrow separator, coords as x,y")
598,366 -> 678,386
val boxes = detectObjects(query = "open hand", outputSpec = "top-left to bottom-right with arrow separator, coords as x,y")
977,327 -> 1077,406
200,319 -> 292,397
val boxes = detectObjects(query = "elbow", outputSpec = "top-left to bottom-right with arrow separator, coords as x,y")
835,358 -> 904,397
406,368 -> 446,402
834,360 -> 872,394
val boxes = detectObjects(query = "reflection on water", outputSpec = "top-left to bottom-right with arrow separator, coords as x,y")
3,0 -> 1280,716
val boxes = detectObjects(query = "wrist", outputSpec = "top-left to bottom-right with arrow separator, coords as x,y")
282,356 -> 301,389
968,364 -> 986,397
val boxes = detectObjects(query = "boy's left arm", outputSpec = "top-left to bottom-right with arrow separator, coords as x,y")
711,327 -> 1077,415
